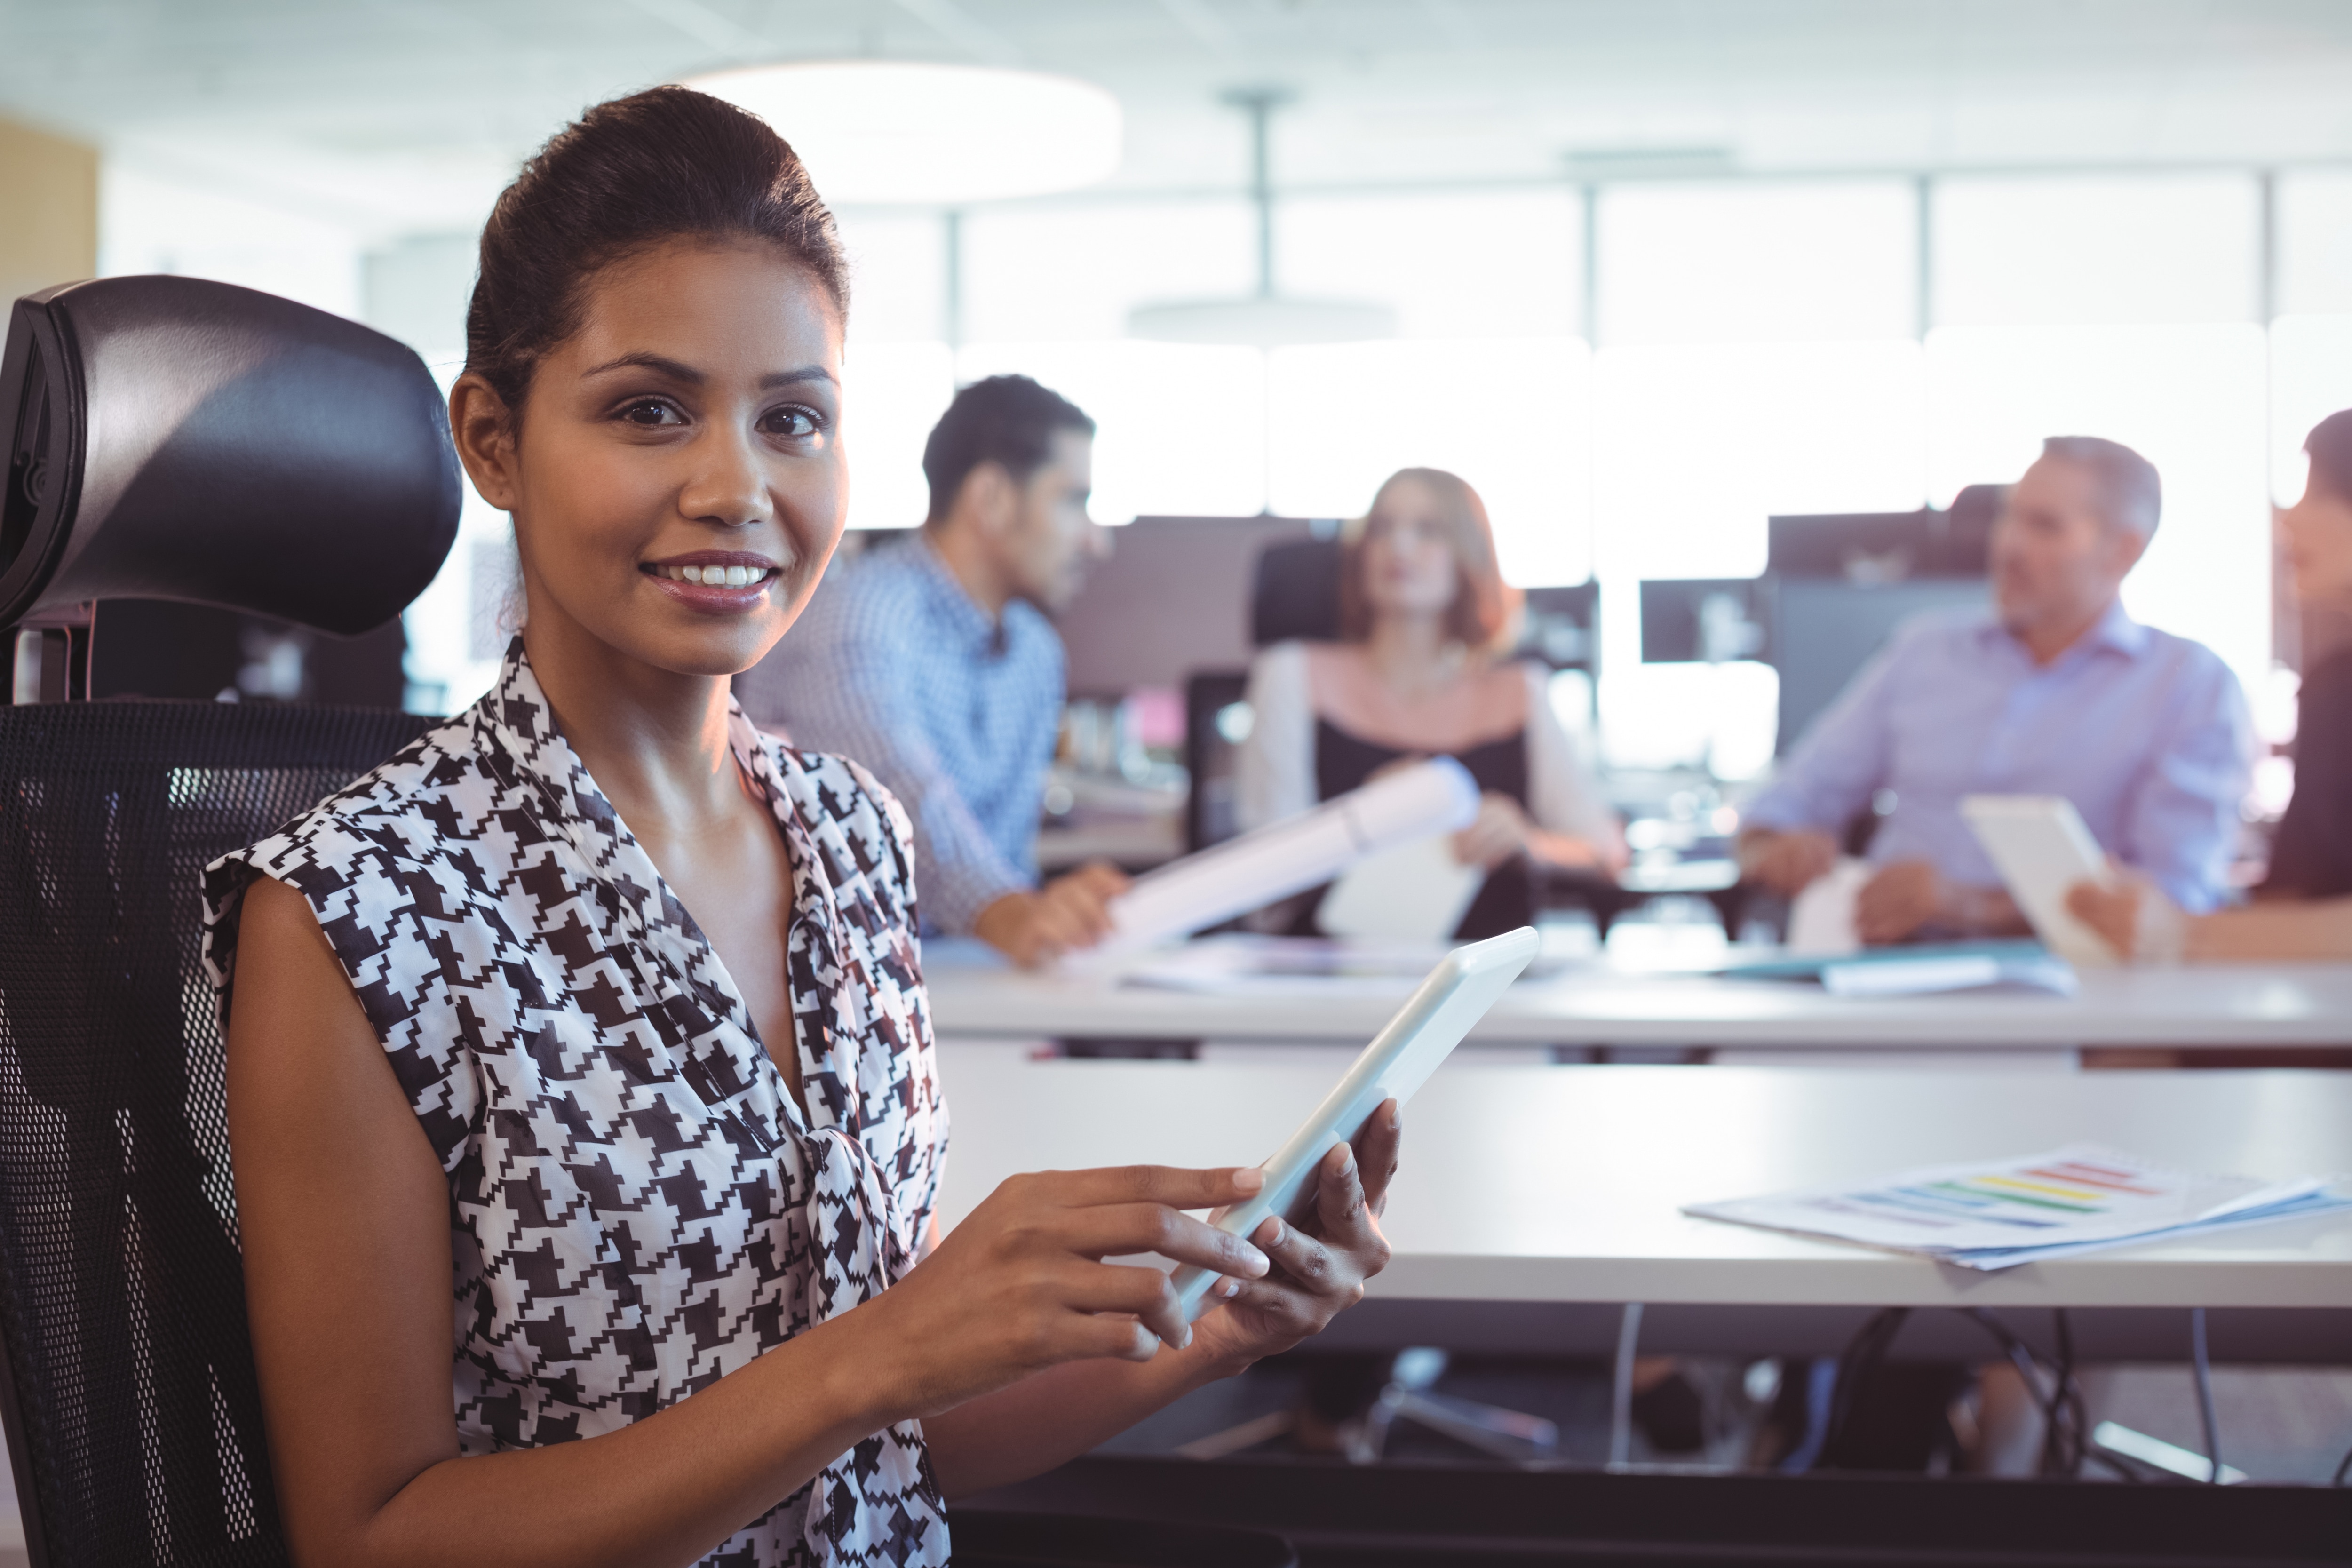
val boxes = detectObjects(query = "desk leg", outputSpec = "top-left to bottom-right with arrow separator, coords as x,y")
1609,1302 -> 1644,1468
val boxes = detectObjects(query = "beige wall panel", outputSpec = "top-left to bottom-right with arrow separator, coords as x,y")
0,116 -> 99,307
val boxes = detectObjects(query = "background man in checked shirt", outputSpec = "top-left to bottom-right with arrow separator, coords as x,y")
1737,435 -> 2251,946
737,374 -> 1123,967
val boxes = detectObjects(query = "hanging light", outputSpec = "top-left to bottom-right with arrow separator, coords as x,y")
685,61 -> 1122,205
1127,88 -> 1396,348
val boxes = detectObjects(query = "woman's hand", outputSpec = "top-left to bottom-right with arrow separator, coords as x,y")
2065,868 -> 2188,963
1451,793 -> 1536,870
852,1164 -> 1273,1421
1192,1099 -> 1400,1368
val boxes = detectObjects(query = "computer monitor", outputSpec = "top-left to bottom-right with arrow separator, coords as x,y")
1053,515 -> 1331,698
1639,578 -> 1771,665
1766,486 -> 2004,581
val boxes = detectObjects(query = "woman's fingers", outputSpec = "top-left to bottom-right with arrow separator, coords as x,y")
1308,1140 -> 1370,1243
1057,1203 -> 1270,1278
1350,1100 -> 1403,1218
1056,1259 -> 1196,1348
1252,1211 -> 1343,1298
1022,1163 -> 1265,1212
2064,880 -> 2137,953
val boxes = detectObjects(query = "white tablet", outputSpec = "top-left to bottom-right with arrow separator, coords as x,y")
1169,925 -> 1541,1321
1959,794 -> 2118,967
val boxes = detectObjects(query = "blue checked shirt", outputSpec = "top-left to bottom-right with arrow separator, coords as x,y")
1743,603 -> 2251,911
736,534 -> 1063,934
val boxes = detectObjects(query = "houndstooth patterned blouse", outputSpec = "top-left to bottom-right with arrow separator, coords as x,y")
202,641 -> 953,1567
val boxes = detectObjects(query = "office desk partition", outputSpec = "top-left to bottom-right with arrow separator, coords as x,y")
932,1051 -> 2352,1361
925,955 -> 2352,1054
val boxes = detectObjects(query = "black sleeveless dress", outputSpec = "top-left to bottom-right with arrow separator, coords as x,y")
1296,718 -> 1535,940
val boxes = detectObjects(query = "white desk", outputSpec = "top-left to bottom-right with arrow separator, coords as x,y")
933,1051 -> 2352,1357
926,954 -> 2352,1053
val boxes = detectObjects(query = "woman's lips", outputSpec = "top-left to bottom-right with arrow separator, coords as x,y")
641,558 -> 785,614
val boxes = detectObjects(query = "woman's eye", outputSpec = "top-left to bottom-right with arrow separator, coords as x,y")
619,399 -> 683,427
762,406 -> 822,439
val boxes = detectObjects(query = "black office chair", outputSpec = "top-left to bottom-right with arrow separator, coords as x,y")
0,275 -> 460,1568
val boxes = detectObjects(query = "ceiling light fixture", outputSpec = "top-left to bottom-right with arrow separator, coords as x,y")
684,60 -> 1122,206
1128,88 -> 1396,348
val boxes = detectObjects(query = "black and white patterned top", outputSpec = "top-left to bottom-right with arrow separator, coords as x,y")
203,640 -> 953,1567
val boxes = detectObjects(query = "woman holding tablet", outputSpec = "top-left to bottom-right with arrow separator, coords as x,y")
2067,410 -> 2352,962
209,88 -> 1396,1568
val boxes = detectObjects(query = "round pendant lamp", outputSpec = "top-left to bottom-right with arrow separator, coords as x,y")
684,61 -> 1122,205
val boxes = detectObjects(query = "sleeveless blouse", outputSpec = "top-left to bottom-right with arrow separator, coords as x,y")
1308,718 -> 1536,941
201,641 -> 953,1568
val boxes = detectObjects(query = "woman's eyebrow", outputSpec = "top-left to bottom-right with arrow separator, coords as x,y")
576,354 -> 835,392
582,351 -> 701,382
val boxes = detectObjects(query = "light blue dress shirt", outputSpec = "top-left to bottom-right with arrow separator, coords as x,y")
734,535 -> 1064,934
1742,603 -> 2251,911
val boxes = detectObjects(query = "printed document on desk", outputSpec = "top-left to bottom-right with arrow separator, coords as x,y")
1686,1145 -> 2352,1270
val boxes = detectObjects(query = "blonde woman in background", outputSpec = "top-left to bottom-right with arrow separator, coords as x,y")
1237,466 -> 1623,939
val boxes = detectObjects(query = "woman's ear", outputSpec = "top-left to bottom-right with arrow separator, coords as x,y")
449,374 -> 522,513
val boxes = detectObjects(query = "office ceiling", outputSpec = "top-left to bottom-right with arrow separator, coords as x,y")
5,0 -> 2352,240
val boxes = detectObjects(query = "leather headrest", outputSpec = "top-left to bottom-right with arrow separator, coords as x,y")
2,275 -> 461,635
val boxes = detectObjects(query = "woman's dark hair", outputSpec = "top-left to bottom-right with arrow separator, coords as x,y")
922,375 -> 1096,523
1337,467 -> 1515,652
2308,410 -> 2352,505
465,85 -> 848,421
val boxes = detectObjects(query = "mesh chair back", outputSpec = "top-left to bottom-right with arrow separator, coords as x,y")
0,700 -> 433,1568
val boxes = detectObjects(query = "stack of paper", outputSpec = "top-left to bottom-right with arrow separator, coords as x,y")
1685,1146 -> 2352,1271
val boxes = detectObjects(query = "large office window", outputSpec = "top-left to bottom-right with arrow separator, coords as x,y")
956,340 -> 1267,522
1592,341 -> 1930,771
1932,175 -> 2261,326
842,339 -> 956,531
961,199 -> 1256,342
2280,172 -> 2352,318
2272,314 -> 2352,506
1597,180 -> 1918,344
834,210 -> 947,343
1585,180 -> 1923,772
1280,189 -> 1584,340
312,157 -> 2349,733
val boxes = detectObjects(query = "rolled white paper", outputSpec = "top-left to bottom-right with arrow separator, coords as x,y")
1087,756 -> 1482,961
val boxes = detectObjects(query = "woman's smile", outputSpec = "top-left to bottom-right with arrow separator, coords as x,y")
640,547 -> 793,613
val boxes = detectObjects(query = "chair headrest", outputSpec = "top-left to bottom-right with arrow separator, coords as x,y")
2,276 -> 461,636
1250,535 -> 1342,647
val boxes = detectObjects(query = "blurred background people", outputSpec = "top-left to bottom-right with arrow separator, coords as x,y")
1236,467 -> 1622,940
1739,436 -> 2251,945
736,374 -> 1123,968
2070,410 -> 2352,962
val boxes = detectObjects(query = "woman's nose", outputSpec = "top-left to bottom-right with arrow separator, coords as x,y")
678,429 -> 768,527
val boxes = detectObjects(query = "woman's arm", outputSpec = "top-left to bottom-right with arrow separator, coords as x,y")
1234,642 -> 1317,833
1520,664 -> 1626,873
229,876 -> 1273,1568
2066,875 -> 2352,961
2185,898 -> 2352,959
